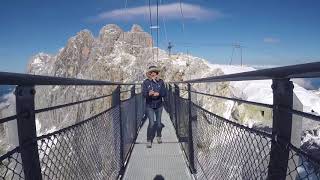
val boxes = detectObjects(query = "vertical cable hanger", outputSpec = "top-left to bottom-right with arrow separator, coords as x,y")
179,0 -> 185,33
156,0 -> 159,62
160,0 -> 168,43
148,0 -> 155,62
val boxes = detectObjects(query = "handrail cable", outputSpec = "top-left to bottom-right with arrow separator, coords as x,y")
0,93 -> 114,124
148,0 -> 155,62
160,0 -> 168,42
179,0 -> 185,33
180,89 -> 273,109
35,93 -> 113,114
0,115 -> 17,124
157,0 -> 159,62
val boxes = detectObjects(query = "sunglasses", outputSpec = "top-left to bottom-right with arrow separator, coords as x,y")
149,71 -> 159,74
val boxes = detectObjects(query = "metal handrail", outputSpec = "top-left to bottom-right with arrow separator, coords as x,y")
181,89 -> 320,122
0,72 -> 139,86
0,93 -> 114,124
181,89 -> 273,109
192,103 -> 273,138
35,93 -> 113,114
0,114 -> 17,124
170,62 -> 320,83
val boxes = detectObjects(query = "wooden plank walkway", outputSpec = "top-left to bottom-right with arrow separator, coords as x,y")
122,110 -> 193,180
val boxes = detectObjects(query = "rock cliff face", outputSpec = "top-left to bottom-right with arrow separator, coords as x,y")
21,24 -> 235,137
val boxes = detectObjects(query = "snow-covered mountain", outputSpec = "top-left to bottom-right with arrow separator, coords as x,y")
0,24 -> 319,155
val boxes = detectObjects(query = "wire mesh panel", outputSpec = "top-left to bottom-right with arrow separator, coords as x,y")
121,97 -> 137,161
166,87 -> 176,129
176,97 -> 191,161
0,148 -> 24,179
193,105 -> 272,180
135,93 -> 145,128
164,87 -> 196,172
37,106 -> 121,180
285,145 -> 320,179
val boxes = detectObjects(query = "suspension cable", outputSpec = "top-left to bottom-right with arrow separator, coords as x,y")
160,0 -> 168,42
157,0 -> 159,62
148,0 -> 155,61
179,0 -> 185,33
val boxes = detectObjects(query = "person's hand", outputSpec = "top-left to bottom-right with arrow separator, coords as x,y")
153,92 -> 160,96
152,74 -> 158,80
149,90 -> 154,96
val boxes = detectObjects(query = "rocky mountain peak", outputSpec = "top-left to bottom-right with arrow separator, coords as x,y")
99,24 -> 123,43
131,24 -> 143,33
27,53 -> 53,74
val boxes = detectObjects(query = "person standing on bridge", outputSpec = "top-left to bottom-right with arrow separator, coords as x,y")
143,66 -> 167,148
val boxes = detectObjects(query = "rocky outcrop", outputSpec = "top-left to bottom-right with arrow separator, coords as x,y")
10,24 -> 222,137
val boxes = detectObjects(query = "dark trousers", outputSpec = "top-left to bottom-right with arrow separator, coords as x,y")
146,106 -> 164,141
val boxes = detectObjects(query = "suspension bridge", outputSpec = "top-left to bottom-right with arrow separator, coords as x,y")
0,62 -> 320,180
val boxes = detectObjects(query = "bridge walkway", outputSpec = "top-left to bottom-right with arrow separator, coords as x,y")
122,110 -> 193,180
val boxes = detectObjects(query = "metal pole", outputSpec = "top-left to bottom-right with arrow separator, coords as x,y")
131,85 -> 137,137
240,46 -> 243,66
267,79 -> 293,180
168,84 -> 172,115
15,86 -> 42,180
187,83 -> 196,174
174,84 -> 180,139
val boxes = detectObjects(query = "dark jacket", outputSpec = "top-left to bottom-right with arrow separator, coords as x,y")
142,78 -> 167,109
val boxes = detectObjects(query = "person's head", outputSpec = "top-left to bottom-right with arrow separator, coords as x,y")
153,175 -> 165,180
147,66 -> 160,79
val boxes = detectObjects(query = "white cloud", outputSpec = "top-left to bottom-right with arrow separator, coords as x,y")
88,3 -> 223,22
263,37 -> 280,44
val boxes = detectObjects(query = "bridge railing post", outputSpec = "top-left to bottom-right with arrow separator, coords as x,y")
15,85 -> 42,180
174,84 -> 180,138
167,84 -> 171,115
112,85 -> 125,175
187,83 -> 197,174
131,85 -> 137,137
268,79 -> 294,180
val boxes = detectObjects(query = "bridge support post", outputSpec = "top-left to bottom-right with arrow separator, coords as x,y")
174,84 -> 180,139
168,84 -> 171,115
187,83 -> 197,174
268,79 -> 293,180
131,85 -> 137,137
112,85 -> 125,175
15,86 -> 42,180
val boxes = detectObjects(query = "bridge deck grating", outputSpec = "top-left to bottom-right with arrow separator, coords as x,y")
122,110 -> 193,180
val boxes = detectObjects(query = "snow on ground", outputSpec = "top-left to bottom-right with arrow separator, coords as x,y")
205,63 -> 320,115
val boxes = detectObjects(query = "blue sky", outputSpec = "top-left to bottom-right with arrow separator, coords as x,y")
0,0 -> 320,73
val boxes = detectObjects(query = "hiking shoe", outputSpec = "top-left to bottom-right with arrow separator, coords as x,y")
157,137 -> 162,144
146,141 -> 152,148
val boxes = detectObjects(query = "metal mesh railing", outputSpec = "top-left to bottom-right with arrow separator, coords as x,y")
165,84 -> 320,180
175,97 -> 191,161
0,148 -> 24,179
163,86 -> 176,130
135,93 -> 146,129
37,106 -> 121,180
286,145 -> 320,179
164,88 -> 196,172
193,104 -> 272,180
0,85 -> 145,180
121,97 -> 137,162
